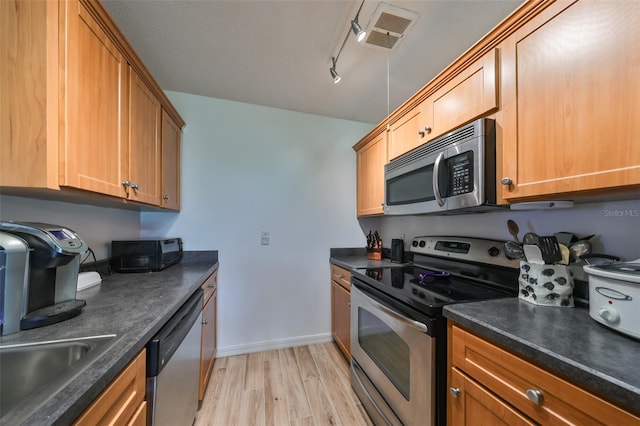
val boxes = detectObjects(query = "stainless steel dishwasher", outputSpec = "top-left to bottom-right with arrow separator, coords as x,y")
146,289 -> 203,426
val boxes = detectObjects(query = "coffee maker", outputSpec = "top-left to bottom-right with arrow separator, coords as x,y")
0,222 -> 87,334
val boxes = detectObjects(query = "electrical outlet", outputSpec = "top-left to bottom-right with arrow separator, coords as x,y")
261,231 -> 270,245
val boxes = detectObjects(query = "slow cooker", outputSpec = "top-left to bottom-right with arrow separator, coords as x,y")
584,260 -> 640,340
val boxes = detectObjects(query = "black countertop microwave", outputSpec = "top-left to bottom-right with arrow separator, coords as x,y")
110,238 -> 183,272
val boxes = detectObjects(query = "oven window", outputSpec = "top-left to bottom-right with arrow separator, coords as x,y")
358,307 -> 410,400
386,164 -> 434,205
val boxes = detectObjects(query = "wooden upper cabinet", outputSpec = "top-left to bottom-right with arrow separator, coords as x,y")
128,69 -> 161,205
61,0 -> 128,198
500,0 -> 640,201
0,0 -> 184,209
428,48 -> 498,140
356,131 -> 387,216
161,109 -> 181,210
386,48 -> 497,162
388,100 -> 432,161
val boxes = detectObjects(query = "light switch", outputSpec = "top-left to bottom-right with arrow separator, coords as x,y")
261,231 -> 270,245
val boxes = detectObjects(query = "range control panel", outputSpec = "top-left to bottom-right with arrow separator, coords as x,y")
411,236 -> 519,269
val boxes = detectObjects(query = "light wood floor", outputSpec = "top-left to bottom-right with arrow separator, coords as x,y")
195,342 -> 373,426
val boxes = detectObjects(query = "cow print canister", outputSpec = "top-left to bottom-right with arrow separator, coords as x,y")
518,262 -> 575,307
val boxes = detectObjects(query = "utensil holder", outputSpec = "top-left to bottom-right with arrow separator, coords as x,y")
367,246 -> 382,260
518,262 -> 574,307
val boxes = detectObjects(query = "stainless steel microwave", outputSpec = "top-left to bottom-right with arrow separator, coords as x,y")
384,118 -> 501,215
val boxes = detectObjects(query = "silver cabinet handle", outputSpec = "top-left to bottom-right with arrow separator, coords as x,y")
163,194 -> 170,200
417,126 -> 432,138
131,183 -> 140,190
122,180 -> 131,187
202,319 -> 209,325
525,389 -> 543,405
449,387 -> 461,398
208,283 -> 216,288
501,177 -> 513,185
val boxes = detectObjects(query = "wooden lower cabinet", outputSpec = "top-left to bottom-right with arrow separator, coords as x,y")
448,324 -> 640,425
330,264 -> 351,358
449,368 -> 534,426
199,270 -> 218,401
74,349 -> 146,426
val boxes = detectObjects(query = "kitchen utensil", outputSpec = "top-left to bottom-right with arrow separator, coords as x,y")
584,259 -> 640,339
503,241 -> 525,260
579,254 -> 620,265
523,245 -> 544,264
522,232 -> 540,245
418,271 -> 451,280
507,220 -> 520,243
569,240 -> 592,262
558,244 -> 570,265
537,236 -> 562,264
554,232 -> 576,247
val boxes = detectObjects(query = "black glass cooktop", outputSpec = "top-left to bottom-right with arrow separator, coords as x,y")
352,264 -> 518,317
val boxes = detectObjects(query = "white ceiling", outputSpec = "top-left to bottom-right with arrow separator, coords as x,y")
102,0 -> 524,125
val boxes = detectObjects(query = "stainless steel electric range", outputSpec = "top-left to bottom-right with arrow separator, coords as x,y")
350,236 -> 520,426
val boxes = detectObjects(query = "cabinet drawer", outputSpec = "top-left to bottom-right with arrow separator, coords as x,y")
330,264 -> 351,290
74,349 -> 146,425
451,325 -> 640,425
201,269 -> 218,303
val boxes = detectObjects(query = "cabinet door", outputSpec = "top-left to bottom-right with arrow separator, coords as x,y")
128,69 -> 161,205
500,1 -> 640,200
429,48 -> 498,140
161,109 -> 181,210
388,100 -> 432,161
74,349 -> 146,425
331,280 -> 350,359
356,132 -> 387,216
62,0 -> 128,198
199,289 -> 217,400
449,368 -> 535,426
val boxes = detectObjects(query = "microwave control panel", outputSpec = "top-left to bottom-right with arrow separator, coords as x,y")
449,151 -> 473,196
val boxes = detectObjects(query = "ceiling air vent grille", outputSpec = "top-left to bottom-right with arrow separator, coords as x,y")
364,3 -> 420,51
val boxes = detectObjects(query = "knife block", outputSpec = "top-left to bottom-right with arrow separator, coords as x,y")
367,246 -> 382,260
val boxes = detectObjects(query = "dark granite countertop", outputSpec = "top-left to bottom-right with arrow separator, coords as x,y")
444,298 -> 640,415
329,247 -> 407,270
0,251 -> 218,425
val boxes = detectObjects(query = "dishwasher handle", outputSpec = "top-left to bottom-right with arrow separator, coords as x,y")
146,289 -> 203,377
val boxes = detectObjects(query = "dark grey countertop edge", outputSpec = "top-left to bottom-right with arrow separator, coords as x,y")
329,250 -> 407,271
444,301 -> 640,415
2,251 -> 219,425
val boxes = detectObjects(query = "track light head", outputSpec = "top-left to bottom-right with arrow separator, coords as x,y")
351,19 -> 366,43
330,57 -> 341,84
330,67 -> 341,84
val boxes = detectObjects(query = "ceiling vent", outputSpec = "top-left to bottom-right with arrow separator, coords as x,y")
363,3 -> 420,51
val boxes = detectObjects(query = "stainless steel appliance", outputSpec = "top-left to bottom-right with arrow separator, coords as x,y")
146,289 -> 202,426
0,232 -> 30,335
584,260 -> 640,340
110,238 -> 183,273
0,222 -> 87,332
350,236 -> 520,425
384,118 -> 500,215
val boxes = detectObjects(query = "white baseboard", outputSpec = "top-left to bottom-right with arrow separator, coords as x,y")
216,332 -> 333,358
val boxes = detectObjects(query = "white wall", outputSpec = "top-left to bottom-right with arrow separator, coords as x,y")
0,195 -> 140,260
141,91 -> 373,356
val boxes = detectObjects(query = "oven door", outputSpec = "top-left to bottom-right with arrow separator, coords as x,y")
350,283 -> 436,426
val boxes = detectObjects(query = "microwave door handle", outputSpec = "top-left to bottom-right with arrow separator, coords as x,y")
433,152 -> 445,207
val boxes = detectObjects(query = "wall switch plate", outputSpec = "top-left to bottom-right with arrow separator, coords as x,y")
261,231 -> 270,245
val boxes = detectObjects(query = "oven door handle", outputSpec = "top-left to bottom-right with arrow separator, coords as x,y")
433,152 -> 445,207
365,291 -> 429,334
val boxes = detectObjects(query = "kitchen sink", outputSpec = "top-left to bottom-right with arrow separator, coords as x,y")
0,334 -> 117,424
